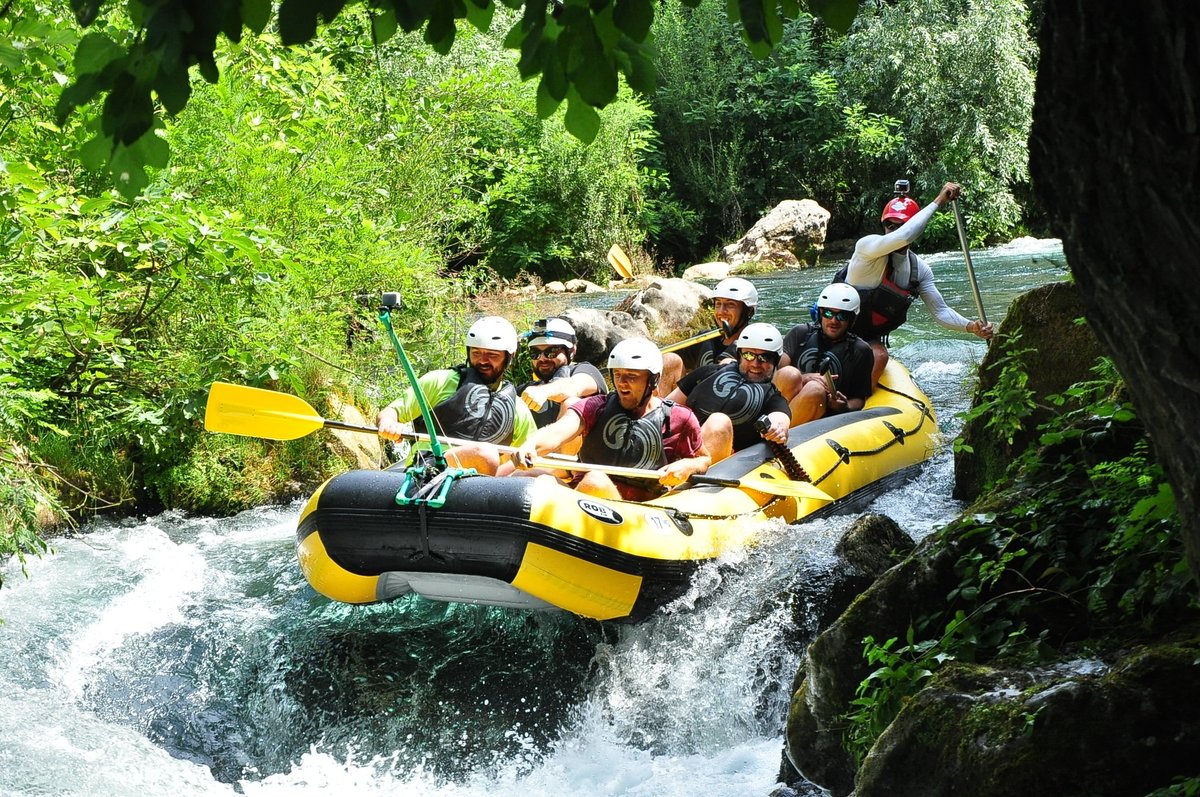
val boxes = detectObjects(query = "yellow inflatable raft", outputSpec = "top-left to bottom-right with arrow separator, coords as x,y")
295,359 -> 939,622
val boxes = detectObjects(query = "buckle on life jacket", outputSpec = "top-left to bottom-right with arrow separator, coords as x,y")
395,466 -> 476,508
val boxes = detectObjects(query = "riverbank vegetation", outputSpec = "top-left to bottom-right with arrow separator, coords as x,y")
2,1 -> 1038,563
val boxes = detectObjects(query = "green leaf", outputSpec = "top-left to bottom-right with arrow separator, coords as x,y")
572,18 -> 617,107
807,0 -> 859,34
102,72 -> 155,144
536,78 -> 562,118
564,88 -> 600,143
371,9 -> 399,43
109,143 -> 150,199
131,127 -> 170,170
75,32 -> 123,75
619,39 -> 655,94
464,0 -> 494,33
278,0 -> 321,45
79,133 -> 113,171
242,0 -> 273,33
425,0 -> 457,54
70,0 -> 105,26
612,0 -> 652,40
154,62 -> 192,115
0,37 -> 23,72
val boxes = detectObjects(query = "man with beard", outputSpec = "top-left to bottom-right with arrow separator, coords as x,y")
513,337 -> 709,501
516,317 -> 607,430
377,316 -> 537,475
663,323 -> 791,464
777,284 -> 875,424
658,276 -> 758,397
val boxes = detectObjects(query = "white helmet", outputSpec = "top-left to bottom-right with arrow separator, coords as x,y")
607,337 -> 663,376
466,316 -> 518,354
713,277 -> 759,308
526,317 -> 577,350
818,282 -> 861,315
736,322 -> 784,354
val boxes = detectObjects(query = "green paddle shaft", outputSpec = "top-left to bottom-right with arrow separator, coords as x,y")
378,300 -> 447,466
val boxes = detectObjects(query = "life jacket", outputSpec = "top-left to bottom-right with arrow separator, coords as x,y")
792,325 -> 866,381
832,252 -> 919,338
685,363 -> 778,427
414,365 -> 518,445
577,394 -> 673,472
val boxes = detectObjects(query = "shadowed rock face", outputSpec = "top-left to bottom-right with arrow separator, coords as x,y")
1028,0 -> 1200,591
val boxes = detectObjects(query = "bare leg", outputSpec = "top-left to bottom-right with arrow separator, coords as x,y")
442,443 -> 501,475
788,380 -> 830,425
658,352 -> 685,397
700,413 -> 734,464
575,471 -> 623,500
773,366 -> 803,424
869,340 -> 887,390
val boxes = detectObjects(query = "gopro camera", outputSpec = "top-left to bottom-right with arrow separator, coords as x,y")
893,179 -> 910,196
380,292 -> 402,311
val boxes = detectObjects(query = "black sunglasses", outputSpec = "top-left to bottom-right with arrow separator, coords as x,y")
531,347 -> 567,360
740,351 -> 777,364
820,308 -> 854,322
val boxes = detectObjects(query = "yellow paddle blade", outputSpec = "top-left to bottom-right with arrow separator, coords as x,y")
606,244 -> 633,280
737,474 -> 832,502
204,382 -> 326,441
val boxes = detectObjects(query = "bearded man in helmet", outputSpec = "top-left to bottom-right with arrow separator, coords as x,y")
843,180 -> 994,388
664,323 -> 791,464
776,284 -> 875,424
513,337 -> 710,501
515,317 -> 607,429
658,276 -> 759,397
377,316 -> 537,475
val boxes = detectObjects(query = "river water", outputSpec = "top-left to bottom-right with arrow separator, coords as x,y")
0,239 -> 1067,796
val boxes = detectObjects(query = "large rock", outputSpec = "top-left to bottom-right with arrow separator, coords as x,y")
561,307 -> 650,366
785,533 -> 961,795
680,261 -> 732,281
722,199 -> 831,268
855,642 -> 1200,797
612,277 -> 712,339
953,281 -> 1106,502
326,396 -> 383,469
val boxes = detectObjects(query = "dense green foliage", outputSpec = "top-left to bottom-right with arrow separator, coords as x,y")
1,6 -> 647,557
47,0 -> 861,200
842,357 -> 1192,765
648,0 -> 1037,259
3,0 -> 1039,573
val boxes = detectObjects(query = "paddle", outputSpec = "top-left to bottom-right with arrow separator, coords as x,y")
204,382 -> 831,501
951,199 -> 989,331
659,325 -> 726,355
606,244 -> 634,280
511,459 -> 831,501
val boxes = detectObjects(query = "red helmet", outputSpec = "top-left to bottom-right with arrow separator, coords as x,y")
881,196 -> 920,223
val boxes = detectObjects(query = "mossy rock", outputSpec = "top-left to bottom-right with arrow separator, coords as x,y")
954,281 -> 1107,501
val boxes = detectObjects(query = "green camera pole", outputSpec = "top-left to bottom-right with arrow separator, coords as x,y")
378,294 -> 447,470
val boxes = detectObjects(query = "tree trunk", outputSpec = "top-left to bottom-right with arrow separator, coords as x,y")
1029,1 -> 1200,585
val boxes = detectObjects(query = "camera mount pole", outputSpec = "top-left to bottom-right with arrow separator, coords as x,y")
951,200 -> 988,333
377,293 -> 448,470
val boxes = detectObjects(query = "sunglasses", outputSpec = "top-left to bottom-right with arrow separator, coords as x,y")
739,351 -> 777,364
531,347 -> 567,360
820,308 -> 854,322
